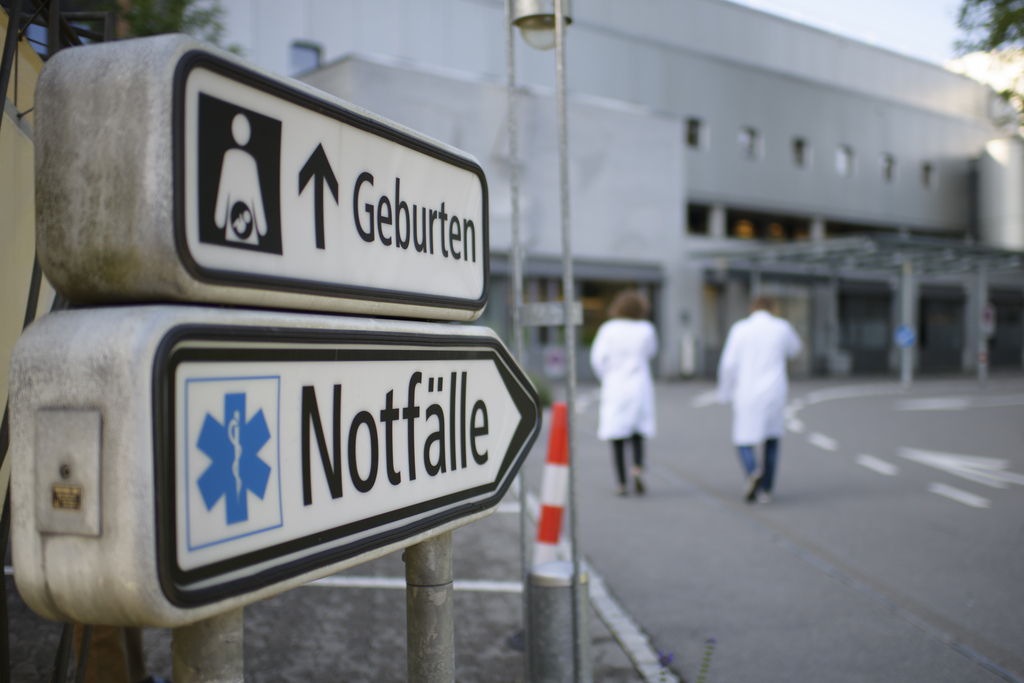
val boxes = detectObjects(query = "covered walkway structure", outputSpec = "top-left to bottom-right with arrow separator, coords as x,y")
691,235 -> 1024,384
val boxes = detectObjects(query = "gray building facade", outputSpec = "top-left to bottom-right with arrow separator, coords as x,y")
223,0 -> 1024,378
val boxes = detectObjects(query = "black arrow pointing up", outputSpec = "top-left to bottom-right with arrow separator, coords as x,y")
299,143 -> 339,250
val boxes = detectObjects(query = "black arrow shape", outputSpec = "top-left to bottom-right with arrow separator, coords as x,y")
298,143 -> 339,250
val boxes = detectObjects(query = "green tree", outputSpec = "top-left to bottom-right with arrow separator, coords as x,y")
956,0 -> 1024,128
120,0 -> 229,46
957,0 -> 1024,52
66,0 -> 239,50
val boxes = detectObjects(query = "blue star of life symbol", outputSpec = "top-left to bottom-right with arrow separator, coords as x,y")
196,393 -> 272,525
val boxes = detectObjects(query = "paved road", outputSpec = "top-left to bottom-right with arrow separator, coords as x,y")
537,373 -> 1024,683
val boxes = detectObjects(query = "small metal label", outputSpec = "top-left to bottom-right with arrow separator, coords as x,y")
52,485 -> 83,511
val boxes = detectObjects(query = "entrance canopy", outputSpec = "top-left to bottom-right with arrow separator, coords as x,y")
690,233 -> 1024,383
690,234 -> 1024,276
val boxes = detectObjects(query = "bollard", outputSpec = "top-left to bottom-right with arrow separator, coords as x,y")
405,532 -> 455,683
171,608 -> 243,683
529,561 -> 592,683
534,402 -> 569,568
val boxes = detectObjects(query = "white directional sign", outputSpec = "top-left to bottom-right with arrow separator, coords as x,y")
9,306 -> 540,625
35,35 -> 488,321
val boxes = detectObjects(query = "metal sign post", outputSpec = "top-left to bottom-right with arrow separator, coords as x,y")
900,259 -> 915,388
978,264 -> 990,383
171,609 -> 243,683
551,3 -> 591,681
405,532 -> 455,682
503,1 -> 532,678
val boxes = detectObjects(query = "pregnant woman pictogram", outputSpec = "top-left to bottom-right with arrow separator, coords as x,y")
214,113 -> 269,246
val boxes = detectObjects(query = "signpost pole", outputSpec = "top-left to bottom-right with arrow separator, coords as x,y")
405,532 -> 455,683
171,608 -> 243,683
900,258 -> 914,388
978,264 -> 988,383
504,1 -> 532,678
554,3 -> 588,682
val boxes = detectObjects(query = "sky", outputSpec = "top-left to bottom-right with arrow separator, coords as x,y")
725,0 -> 964,65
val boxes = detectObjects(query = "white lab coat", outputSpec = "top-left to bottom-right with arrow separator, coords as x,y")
590,318 -> 658,441
717,310 -> 802,446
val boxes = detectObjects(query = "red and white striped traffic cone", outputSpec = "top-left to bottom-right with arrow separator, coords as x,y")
533,402 -> 568,568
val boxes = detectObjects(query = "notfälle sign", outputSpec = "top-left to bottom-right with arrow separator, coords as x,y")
35,35 -> 488,321
10,306 -> 540,626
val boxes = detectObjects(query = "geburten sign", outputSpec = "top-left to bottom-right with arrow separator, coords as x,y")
34,36 -> 488,321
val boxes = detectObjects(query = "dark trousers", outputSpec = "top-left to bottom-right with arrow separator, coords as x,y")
737,438 -> 779,492
611,433 -> 644,485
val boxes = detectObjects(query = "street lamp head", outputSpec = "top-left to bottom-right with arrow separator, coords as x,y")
511,0 -> 572,51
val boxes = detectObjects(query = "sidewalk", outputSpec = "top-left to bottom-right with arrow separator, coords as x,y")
6,450 -> 648,682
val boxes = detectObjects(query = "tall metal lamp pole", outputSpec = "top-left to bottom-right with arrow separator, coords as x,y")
509,1 -> 583,681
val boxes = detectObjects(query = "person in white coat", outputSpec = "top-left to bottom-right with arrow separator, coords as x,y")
590,290 -> 658,495
717,297 -> 802,503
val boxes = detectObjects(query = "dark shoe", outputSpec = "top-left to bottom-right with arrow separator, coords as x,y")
634,475 -> 645,495
743,474 -> 761,503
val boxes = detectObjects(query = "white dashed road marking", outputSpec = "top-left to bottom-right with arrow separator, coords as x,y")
856,454 -> 899,476
786,419 -> 805,433
807,432 -> 838,451
927,483 -> 991,509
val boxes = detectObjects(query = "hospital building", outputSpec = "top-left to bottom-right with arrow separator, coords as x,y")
221,0 -> 1024,379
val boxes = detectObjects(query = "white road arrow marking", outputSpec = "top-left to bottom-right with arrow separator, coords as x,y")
927,483 -> 990,508
899,448 -> 1024,489
808,432 -> 838,451
856,454 -> 899,476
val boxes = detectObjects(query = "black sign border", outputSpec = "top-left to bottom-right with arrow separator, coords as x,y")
172,51 -> 490,315
153,324 -> 540,607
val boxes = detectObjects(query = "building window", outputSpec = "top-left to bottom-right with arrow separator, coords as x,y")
921,162 -> 935,188
792,138 -> 809,167
836,145 -> 855,177
686,118 -> 704,149
767,222 -> 786,240
734,219 -> 756,239
290,41 -> 322,75
881,153 -> 896,183
738,127 -> 760,160
687,204 -> 709,234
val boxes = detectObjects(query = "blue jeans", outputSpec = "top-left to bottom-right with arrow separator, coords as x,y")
737,438 -> 779,492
